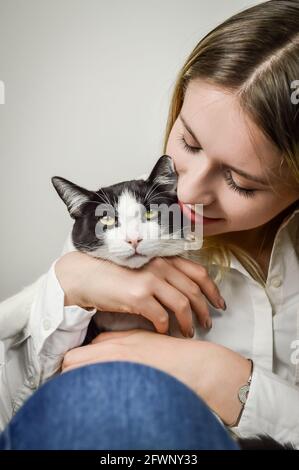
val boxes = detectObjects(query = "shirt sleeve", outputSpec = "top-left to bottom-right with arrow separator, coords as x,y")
231,363 -> 299,449
0,275 -> 46,341
28,257 -> 96,382
0,234 -> 97,431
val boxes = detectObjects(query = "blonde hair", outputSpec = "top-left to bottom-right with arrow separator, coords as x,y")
163,0 -> 299,286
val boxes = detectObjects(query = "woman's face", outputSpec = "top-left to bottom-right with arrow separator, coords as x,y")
166,79 -> 299,239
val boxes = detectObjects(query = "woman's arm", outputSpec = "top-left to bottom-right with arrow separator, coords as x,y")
61,329 -> 299,449
62,330 -> 252,425
0,232 -> 95,431
0,234 -> 224,431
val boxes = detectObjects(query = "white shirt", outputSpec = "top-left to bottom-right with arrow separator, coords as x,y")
0,194 -> 299,447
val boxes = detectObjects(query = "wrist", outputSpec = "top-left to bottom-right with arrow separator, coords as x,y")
220,357 -> 253,426
197,345 -> 253,426
228,358 -> 253,427
55,251 -> 96,308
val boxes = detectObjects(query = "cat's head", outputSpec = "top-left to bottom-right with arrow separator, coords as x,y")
52,155 -> 191,269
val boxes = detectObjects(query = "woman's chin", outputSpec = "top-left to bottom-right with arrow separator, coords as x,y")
203,224 -> 224,237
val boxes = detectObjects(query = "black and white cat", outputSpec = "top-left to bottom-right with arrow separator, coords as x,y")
52,155 -> 199,338
51,154 -> 294,451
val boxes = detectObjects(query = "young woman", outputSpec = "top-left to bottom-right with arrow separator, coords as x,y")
0,0 -> 298,449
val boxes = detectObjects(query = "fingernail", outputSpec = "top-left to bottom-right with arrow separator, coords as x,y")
205,318 -> 212,329
188,327 -> 194,338
218,297 -> 227,310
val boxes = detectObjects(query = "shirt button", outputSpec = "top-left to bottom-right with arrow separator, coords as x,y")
43,318 -> 51,330
271,276 -> 282,288
27,376 -> 37,389
29,380 -> 37,389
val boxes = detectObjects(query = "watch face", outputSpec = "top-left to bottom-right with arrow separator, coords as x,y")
238,384 -> 250,405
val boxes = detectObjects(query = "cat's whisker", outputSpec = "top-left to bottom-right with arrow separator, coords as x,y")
144,184 -> 167,204
146,192 -> 175,204
143,181 -> 159,202
87,200 -> 109,207
95,188 -> 111,206
144,181 -> 165,203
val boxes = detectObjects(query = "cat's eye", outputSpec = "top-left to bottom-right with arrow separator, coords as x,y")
99,215 -> 115,226
145,210 -> 158,220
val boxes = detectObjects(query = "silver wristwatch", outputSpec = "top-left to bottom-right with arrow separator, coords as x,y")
229,358 -> 253,428
238,359 -> 253,405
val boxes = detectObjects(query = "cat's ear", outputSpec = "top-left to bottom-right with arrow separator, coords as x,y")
147,155 -> 177,193
51,176 -> 93,219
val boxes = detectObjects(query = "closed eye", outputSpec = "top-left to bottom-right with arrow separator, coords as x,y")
177,134 -> 202,153
178,134 -> 256,198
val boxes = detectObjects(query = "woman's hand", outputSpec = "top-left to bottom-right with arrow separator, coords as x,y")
62,329 -> 252,426
55,251 -> 226,338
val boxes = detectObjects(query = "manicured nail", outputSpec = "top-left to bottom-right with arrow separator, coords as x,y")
189,327 -> 194,338
205,318 -> 212,329
218,298 -> 227,310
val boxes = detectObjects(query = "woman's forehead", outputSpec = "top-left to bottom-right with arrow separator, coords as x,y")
182,79 -> 283,179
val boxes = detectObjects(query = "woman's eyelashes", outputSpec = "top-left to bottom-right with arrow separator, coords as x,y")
178,134 -> 202,154
223,170 -> 256,198
178,133 -> 256,199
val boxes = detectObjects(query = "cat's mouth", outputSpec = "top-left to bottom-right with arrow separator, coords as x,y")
127,253 -> 147,259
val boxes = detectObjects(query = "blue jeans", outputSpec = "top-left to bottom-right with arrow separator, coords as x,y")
0,361 -> 239,450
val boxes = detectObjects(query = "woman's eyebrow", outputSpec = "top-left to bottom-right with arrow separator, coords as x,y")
226,164 -> 268,185
179,113 -> 201,144
179,113 -> 269,186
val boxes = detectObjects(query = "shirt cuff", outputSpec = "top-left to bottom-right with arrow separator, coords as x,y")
231,363 -> 299,448
28,258 -> 96,356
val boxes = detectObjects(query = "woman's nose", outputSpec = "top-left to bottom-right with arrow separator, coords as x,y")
178,171 -> 216,206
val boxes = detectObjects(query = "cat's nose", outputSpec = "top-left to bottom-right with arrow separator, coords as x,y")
126,237 -> 143,249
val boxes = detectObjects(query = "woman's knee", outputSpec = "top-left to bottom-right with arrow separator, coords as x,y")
1,361 -> 238,450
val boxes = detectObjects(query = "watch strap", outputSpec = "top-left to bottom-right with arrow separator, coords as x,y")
229,358 -> 253,427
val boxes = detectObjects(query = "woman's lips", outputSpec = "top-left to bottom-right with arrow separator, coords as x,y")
178,201 -> 222,224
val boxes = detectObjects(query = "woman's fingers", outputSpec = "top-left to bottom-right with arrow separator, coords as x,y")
165,256 -> 226,310
130,297 -> 170,335
153,279 -> 193,338
163,266 -> 211,329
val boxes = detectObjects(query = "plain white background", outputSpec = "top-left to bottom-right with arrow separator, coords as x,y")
0,0 -> 263,300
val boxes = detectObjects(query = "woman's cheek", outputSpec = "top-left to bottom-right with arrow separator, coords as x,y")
229,204 -> 269,231
221,193 -> 254,229
171,152 -> 189,176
